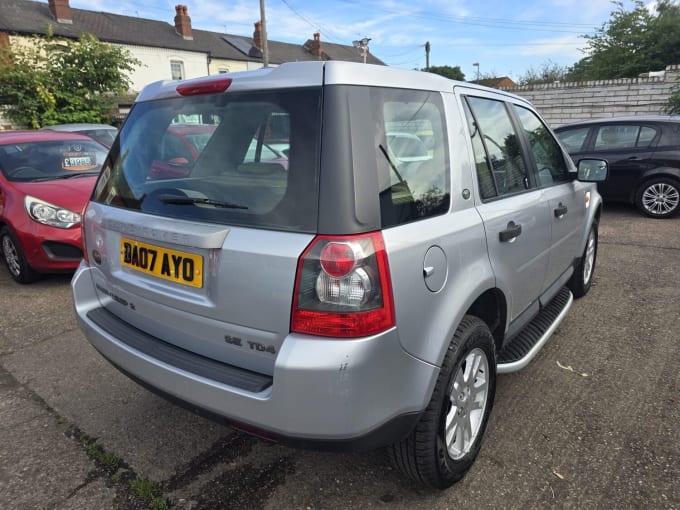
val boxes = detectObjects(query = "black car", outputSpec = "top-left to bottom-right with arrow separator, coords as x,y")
555,115 -> 680,218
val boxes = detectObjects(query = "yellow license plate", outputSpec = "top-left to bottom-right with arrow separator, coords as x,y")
120,238 -> 203,288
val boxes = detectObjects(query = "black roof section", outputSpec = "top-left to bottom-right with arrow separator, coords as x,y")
0,0 -> 384,65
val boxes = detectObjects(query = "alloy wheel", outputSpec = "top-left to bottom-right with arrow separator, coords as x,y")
2,235 -> 21,277
641,182 -> 680,216
444,348 -> 490,460
583,228 -> 596,284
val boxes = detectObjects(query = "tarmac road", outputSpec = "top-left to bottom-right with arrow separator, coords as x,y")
0,203 -> 678,510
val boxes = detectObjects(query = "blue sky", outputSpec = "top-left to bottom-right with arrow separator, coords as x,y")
69,0 -> 645,81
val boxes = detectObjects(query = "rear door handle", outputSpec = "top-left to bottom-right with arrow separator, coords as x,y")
554,203 -> 568,218
499,221 -> 522,242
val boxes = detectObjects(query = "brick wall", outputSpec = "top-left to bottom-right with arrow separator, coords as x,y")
504,64 -> 680,128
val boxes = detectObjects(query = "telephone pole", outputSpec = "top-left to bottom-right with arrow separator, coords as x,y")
425,41 -> 430,71
259,0 -> 270,67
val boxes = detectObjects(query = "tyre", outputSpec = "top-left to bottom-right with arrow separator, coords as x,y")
1,227 -> 40,284
635,177 -> 680,219
568,222 -> 598,299
388,316 -> 496,489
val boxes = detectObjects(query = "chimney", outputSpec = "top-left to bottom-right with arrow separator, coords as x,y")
253,21 -> 262,50
48,0 -> 73,24
310,32 -> 322,59
174,5 -> 193,40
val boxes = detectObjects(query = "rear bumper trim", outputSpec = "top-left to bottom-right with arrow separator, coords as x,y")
87,307 -> 272,393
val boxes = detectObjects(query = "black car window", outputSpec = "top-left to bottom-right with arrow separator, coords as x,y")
637,127 -> 656,147
465,96 -> 531,197
555,127 -> 589,152
513,105 -> 570,187
594,124 -> 657,150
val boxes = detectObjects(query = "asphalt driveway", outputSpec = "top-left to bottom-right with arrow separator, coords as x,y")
0,203 -> 678,510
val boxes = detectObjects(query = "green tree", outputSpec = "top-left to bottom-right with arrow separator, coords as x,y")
569,0 -> 680,80
0,33 -> 139,128
425,65 -> 465,81
666,88 -> 680,114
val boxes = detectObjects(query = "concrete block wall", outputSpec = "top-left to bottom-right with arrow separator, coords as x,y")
504,64 -> 680,128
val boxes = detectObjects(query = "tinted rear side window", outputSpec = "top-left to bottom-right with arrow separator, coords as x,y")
372,88 -> 450,227
93,88 -> 321,233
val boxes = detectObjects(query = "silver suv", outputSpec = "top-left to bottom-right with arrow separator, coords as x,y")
72,62 -> 607,489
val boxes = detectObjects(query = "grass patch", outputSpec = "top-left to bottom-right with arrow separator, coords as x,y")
130,478 -> 169,510
82,438 -> 123,475
66,426 -> 169,509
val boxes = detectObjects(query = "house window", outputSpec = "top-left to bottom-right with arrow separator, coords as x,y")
170,60 -> 185,80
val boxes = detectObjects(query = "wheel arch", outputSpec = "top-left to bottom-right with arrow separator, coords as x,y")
465,288 -> 507,354
631,169 -> 680,202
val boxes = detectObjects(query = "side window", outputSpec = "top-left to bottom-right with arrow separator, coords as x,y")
637,127 -> 656,147
513,105 -> 570,187
594,124 -> 653,150
555,127 -> 589,152
465,96 -> 530,197
377,89 -> 450,227
462,101 -> 497,199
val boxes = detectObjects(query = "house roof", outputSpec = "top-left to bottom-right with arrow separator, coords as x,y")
0,0 -> 384,65
469,77 -> 517,88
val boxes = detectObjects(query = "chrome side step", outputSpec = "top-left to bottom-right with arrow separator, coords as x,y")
497,287 -> 573,374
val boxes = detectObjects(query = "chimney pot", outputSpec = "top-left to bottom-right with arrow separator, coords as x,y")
253,21 -> 263,50
310,32 -> 322,59
48,0 -> 73,24
174,4 -> 193,40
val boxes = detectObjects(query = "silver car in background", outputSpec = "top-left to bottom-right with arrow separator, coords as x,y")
42,123 -> 118,147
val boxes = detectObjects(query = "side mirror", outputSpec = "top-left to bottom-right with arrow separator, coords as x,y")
577,158 -> 608,182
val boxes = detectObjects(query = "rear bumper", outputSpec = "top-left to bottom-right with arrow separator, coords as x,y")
72,264 -> 438,449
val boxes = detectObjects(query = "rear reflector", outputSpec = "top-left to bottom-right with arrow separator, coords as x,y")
177,77 -> 232,96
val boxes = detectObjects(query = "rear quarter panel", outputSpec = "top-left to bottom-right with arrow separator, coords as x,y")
383,93 -> 496,367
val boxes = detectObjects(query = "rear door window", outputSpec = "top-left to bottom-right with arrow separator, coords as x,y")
93,88 -> 321,233
593,124 -> 658,150
464,96 -> 531,197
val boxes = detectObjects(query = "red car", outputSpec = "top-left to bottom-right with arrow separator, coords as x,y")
0,131 -> 109,283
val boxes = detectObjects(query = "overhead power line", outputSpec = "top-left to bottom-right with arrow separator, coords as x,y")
337,0 -> 598,34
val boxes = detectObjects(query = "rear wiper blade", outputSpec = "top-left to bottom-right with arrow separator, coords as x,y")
158,195 -> 249,209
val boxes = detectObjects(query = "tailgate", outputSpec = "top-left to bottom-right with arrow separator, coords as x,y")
85,204 -> 313,375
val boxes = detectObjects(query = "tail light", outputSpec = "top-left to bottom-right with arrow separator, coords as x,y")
291,232 -> 395,338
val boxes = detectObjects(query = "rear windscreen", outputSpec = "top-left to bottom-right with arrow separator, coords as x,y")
93,88 -> 322,233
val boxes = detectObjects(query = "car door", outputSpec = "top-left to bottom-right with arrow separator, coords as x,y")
579,122 -> 658,201
511,104 -> 586,290
462,94 -> 551,323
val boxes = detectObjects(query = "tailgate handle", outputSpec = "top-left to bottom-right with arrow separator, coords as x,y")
554,203 -> 568,218
499,221 -> 522,242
